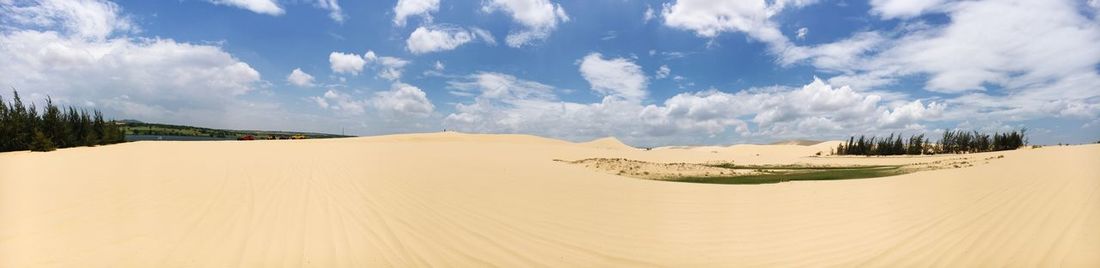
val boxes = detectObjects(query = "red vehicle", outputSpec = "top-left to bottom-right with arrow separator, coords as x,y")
237,135 -> 255,141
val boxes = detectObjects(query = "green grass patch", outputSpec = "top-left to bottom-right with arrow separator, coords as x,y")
670,165 -> 906,185
706,163 -> 896,170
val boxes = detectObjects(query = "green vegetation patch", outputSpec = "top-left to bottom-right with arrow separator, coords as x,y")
669,165 -> 906,185
705,163 -> 897,170
120,121 -> 352,139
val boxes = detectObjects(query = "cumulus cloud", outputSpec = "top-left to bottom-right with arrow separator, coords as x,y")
481,0 -> 569,47
371,83 -> 434,118
796,27 -> 808,40
785,0 -> 1100,127
444,72 -> 942,146
205,0 -> 284,15
310,83 -> 434,118
393,0 -> 439,26
310,89 -> 367,115
406,25 -> 495,54
661,0 -> 818,59
0,0 -> 273,129
641,78 -> 944,137
287,68 -> 315,87
579,53 -> 648,101
0,31 -> 261,98
763,0 -> 1100,132
363,50 -> 377,61
327,50 -> 410,81
329,51 -> 366,75
662,0 -> 775,38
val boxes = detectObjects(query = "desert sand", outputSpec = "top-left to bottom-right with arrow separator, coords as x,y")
2,132 -> 1098,267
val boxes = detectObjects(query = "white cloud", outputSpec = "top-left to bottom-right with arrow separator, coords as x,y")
205,0 -> 284,16
371,83 -> 434,118
0,31 -> 261,98
204,0 -> 342,21
363,50 -> 377,61
311,89 -> 367,115
781,31 -> 885,70
470,27 -> 496,45
643,5 -> 655,22
579,53 -> 648,101
310,83 -> 434,118
661,0 -> 782,39
796,27 -> 808,40
644,77 -> 943,138
876,0 -> 1100,93
444,72 -> 941,146
287,68 -> 315,87
0,0 -> 271,129
481,0 -> 569,47
447,72 -> 557,101
407,26 -> 472,54
377,56 -> 410,81
433,61 -> 445,71
1,0 -> 137,40
655,65 -> 671,79
406,25 -> 494,54
393,0 -> 439,26
660,0 -> 818,58
869,0 -> 948,19
787,0 -> 1100,127
327,50 -> 410,81
329,51 -> 366,75
314,0 -> 345,22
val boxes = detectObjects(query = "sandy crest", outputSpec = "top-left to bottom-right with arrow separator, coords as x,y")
1,132 -> 1098,267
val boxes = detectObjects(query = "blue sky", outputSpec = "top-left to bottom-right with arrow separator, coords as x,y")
1,0 -> 1099,146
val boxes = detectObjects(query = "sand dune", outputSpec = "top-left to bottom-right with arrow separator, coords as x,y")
768,139 -> 826,146
579,136 -> 635,150
2,133 -> 1098,267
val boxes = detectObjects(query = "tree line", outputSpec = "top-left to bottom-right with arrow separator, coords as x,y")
835,129 -> 1027,156
1,89 -> 125,152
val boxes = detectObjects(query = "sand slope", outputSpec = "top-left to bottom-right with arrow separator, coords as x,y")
2,133 -> 1098,267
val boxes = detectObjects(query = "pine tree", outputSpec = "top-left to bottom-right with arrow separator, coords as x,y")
29,129 -> 56,152
93,110 -> 107,144
0,89 -> 128,152
65,107 -> 82,146
41,96 -> 69,147
8,90 -> 29,150
0,93 -> 9,151
79,109 -> 95,146
893,135 -> 904,155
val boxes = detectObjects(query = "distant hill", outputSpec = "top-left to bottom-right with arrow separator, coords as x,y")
117,120 -> 351,140
768,139 -> 826,146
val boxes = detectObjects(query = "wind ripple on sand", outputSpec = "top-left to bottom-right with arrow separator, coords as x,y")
1,134 -> 1098,267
